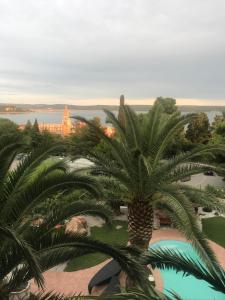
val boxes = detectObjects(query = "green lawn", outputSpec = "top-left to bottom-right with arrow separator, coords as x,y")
65,220 -> 128,271
202,217 -> 225,248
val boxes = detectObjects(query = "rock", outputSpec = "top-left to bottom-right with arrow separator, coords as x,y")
84,215 -> 105,228
55,224 -> 63,230
65,216 -> 88,235
116,225 -> 122,229
32,218 -> 44,227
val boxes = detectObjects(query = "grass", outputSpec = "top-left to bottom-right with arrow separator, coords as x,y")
202,217 -> 225,248
65,220 -> 128,271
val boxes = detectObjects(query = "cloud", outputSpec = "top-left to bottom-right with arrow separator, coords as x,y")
0,0 -> 225,104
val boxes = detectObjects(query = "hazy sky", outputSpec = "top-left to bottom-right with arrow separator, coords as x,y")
0,0 -> 225,105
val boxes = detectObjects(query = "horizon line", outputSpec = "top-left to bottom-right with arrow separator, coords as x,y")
1,103 -> 225,107
0,96 -> 225,106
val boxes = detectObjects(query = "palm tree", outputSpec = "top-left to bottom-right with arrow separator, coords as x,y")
0,139 -> 148,298
74,105 -> 225,263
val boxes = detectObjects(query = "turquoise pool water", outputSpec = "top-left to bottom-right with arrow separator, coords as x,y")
150,240 -> 225,300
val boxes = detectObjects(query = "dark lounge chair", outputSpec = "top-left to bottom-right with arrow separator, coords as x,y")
88,259 -> 121,294
101,275 -> 121,295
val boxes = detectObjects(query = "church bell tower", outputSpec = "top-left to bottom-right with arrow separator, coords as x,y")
62,105 -> 72,136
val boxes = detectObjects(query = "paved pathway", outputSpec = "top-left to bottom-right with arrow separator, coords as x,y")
31,260 -> 110,296
31,229 -> 225,296
183,173 -> 225,189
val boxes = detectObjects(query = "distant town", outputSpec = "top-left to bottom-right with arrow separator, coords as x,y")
0,105 -> 30,113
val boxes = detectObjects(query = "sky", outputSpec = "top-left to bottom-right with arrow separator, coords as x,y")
0,0 -> 225,106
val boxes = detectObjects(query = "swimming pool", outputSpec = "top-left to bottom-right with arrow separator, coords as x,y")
150,240 -> 225,300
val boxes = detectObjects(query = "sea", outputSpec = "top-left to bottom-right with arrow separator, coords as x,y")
0,110 -> 222,125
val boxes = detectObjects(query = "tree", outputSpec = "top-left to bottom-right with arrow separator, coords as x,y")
210,113 -> 225,164
39,130 -> 64,150
24,120 -> 32,134
212,111 -> 225,129
68,117 -> 105,156
211,112 -> 225,141
152,98 -> 191,157
216,123 -> 225,136
33,118 -> 40,133
185,112 -> 211,144
23,120 -> 34,147
75,104 -> 225,269
23,121 -> 64,152
0,140 -> 148,297
154,97 -> 178,114
27,118 -> 43,148
0,118 -> 23,142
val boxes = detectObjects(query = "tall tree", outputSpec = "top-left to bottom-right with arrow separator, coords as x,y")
33,118 -> 40,133
186,112 -> 211,144
75,104 -> 225,271
210,112 -> 225,164
29,119 -> 42,147
212,111 -> 225,129
23,119 -> 32,134
215,122 -> 225,138
154,97 -> 178,114
212,111 -> 225,138
153,97 -> 190,157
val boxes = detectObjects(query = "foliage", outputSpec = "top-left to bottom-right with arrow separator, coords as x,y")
67,117 -> 114,162
202,207 -> 212,212
215,122 -> 225,137
65,220 -> 128,271
0,140 -> 147,297
22,119 -> 64,152
97,177 -> 127,214
145,247 -> 225,295
185,112 -> 211,144
152,98 -> 191,157
0,118 -> 23,142
209,113 -> 225,164
31,244 -> 225,298
154,97 -> 178,114
68,117 -> 103,156
211,111 -> 225,130
205,185 -> 225,198
75,103 -> 225,275
24,120 -> 32,133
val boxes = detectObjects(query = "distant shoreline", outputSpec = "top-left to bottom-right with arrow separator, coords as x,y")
0,111 -> 31,114
0,105 -> 225,114
0,109 -> 63,114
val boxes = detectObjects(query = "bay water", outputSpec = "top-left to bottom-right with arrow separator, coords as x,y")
0,109 -> 221,125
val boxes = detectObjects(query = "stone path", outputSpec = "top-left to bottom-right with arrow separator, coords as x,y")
31,228 -> 225,296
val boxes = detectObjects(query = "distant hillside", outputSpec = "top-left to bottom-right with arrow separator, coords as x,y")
0,103 -> 225,113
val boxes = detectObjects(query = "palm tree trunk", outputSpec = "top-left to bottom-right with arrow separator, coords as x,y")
128,201 -> 154,250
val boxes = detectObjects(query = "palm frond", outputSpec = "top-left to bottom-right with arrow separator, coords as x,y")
156,187 -> 220,273
0,226 -> 43,288
147,247 -> 225,294
0,142 -> 22,186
